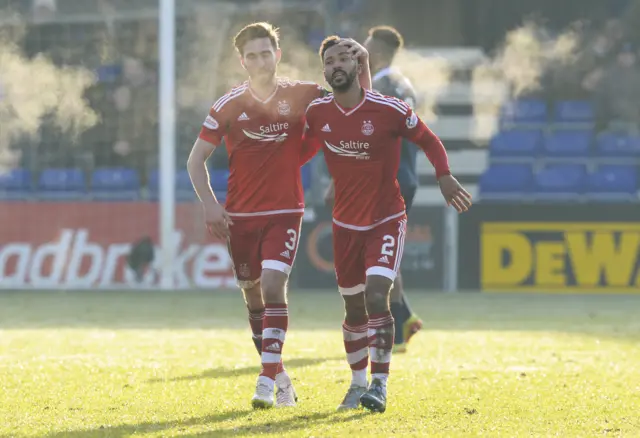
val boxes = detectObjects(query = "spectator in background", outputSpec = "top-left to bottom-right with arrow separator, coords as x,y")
594,42 -> 640,134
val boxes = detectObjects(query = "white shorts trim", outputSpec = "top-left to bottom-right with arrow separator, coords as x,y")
333,210 -> 406,231
262,260 -> 292,275
366,266 -> 397,282
338,284 -> 365,296
228,208 -> 304,217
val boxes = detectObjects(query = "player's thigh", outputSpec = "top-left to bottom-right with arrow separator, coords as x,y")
228,220 -> 262,288
260,215 -> 303,276
333,224 -> 367,297
364,216 -> 408,283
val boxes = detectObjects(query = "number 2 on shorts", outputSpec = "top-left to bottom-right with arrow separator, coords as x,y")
380,235 -> 395,256
285,228 -> 297,251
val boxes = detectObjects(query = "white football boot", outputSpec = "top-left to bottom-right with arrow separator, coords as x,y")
251,376 -> 275,409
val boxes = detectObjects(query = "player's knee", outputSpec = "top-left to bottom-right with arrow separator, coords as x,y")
364,276 -> 393,314
343,293 -> 367,325
242,283 -> 263,310
365,289 -> 389,315
261,269 -> 288,304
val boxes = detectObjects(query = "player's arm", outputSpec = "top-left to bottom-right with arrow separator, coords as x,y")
187,108 -> 233,238
300,135 -> 322,166
358,59 -> 372,90
300,111 -> 322,166
399,107 -> 472,212
187,137 -> 218,204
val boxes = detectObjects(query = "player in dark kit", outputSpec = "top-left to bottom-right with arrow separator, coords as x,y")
305,36 -> 472,413
364,26 -> 422,354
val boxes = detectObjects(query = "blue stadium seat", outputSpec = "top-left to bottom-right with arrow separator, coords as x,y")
553,100 -> 594,124
479,163 -> 534,200
586,165 -> 637,201
595,132 -> 640,158
148,170 -> 197,202
489,129 -> 542,158
499,99 -> 547,126
37,168 -> 87,200
147,170 -> 159,200
301,163 -> 312,191
177,170 -> 198,202
534,164 -> 587,200
90,167 -> 140,201
0,168 -> 32,200
543,129 -> 592,158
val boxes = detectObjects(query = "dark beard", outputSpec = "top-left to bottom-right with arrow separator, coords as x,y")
328,70 -> 356,92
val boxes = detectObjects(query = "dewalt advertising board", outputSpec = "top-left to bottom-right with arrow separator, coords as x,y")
458,204 -> 640,293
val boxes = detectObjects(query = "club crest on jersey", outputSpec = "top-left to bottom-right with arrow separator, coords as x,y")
204,115 -> 219,130
277,100 -> 291,116
238,263 -> 250,278
361,120 -> 374,136
406,112 -> 418,129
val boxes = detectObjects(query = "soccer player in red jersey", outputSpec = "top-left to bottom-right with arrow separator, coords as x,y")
187,23 -> 371,409
303,36 -> 472,413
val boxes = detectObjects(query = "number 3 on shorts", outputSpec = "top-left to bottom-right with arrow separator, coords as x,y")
381,235 -> 395,256
285,229 -> 297,251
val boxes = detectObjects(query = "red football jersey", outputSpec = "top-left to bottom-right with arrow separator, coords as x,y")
305,90 -> 450,230
199,78 -> 325,218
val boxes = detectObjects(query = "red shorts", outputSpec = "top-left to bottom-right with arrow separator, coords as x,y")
227,214 -> 302,288
332,216 -> 408,296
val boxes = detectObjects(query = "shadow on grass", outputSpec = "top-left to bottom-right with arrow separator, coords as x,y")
147,356 -> 344,383
44,408 -> 254,438
42,409 -> 368,438
196,410 -> 369,437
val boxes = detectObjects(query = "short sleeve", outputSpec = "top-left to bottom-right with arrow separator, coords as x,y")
198,104 -> 228,146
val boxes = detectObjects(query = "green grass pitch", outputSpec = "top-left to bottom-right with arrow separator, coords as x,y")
0,290 -> 639,437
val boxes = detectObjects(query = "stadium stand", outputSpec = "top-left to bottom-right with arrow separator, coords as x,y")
481,98 -> 640,201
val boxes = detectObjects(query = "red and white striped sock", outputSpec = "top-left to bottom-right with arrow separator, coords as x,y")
343,318 -> 369,387
249,308 -> 285,376
260,303 -> 288,381
368,312 -> 395,385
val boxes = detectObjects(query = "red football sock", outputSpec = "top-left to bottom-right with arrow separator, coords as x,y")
368,312 -> 394,376
260,303 -> 288,380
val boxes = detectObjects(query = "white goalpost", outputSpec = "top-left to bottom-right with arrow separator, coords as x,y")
158,0 -> 176,290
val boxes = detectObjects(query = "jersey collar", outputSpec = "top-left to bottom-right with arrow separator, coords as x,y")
333,89 -> 367,116
248,79 -> 279,104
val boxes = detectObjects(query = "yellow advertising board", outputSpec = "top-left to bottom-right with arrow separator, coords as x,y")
481,222 -> 640,293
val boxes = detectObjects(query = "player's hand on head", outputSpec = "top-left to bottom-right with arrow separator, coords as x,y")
438,175 -> 472,213
338,38 -> 369,64
202,201 -> 234,239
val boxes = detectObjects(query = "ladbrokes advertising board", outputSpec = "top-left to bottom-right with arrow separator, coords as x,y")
0,202 -> 235,289
458,204 -> 640,293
